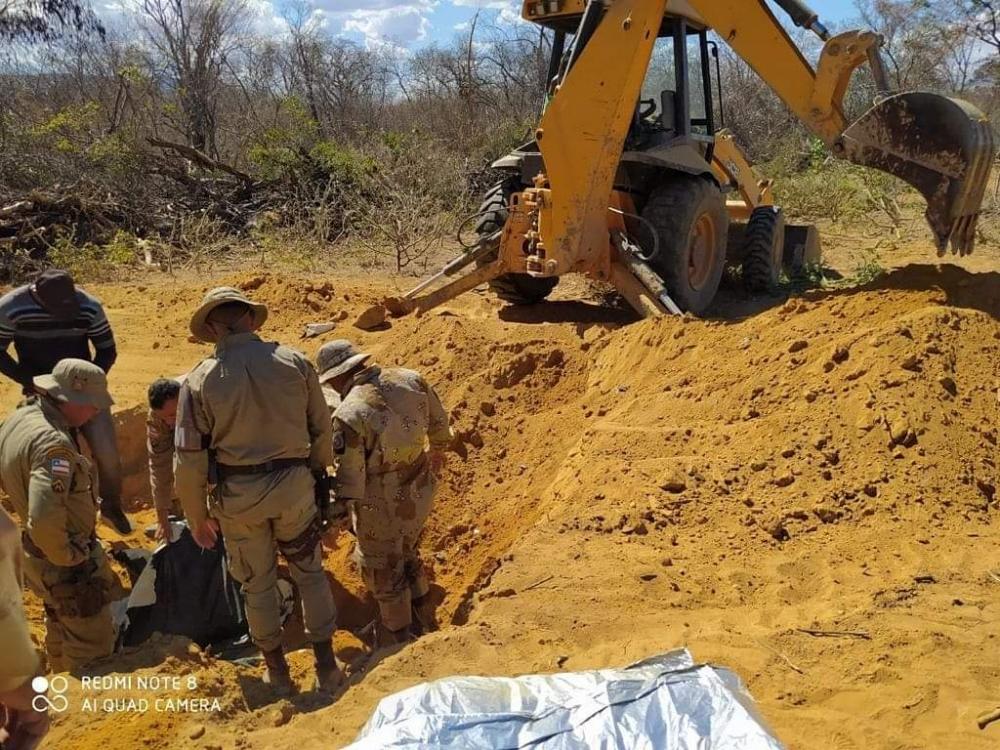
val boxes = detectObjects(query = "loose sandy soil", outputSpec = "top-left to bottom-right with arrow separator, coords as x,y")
2,234 -> 998,750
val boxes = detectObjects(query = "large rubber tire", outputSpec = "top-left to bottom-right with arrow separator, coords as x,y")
641,175 -> 728,316
741,206 -> 786,293
475,177 -> 558,305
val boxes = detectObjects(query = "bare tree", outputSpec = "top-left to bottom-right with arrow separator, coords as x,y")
856,0 -> 940,90
283,1 -> 326,136
137,0 -> 252,157
321,39 -> 391,140
0,0 -> 103,41
961,0 -> 1000,51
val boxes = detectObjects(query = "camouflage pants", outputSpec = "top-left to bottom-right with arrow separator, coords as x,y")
352,467 -> 435,631
21,544 -> 117,673
212,466 -> 336,652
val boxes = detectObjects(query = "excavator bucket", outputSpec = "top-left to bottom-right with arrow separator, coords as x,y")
840,92 -> 995,256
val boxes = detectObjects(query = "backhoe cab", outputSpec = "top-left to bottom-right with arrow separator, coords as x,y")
485,12 -> 798,314
380,0 -> 993,320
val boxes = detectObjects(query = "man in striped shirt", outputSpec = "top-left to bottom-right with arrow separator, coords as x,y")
0,269 -> 131,534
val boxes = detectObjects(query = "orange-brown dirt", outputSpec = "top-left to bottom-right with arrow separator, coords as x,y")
1,243 -> 998,749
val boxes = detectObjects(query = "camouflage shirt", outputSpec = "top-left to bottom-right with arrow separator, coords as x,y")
322,383 -> 341,417
147,409 -> 175,511
332,365 -> 451,501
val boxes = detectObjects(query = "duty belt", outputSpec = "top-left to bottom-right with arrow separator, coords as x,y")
216,457 -> 310,479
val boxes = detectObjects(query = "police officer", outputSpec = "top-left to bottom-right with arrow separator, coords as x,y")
319,340 -> 452,647
0,269 -> 130,534
174,288 -> 341,695
0,506 -> 50,750
0,359 -> 119,672
146,377 -> 183,542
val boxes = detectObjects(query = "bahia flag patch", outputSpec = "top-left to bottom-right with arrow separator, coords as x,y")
50,457 -> 72,476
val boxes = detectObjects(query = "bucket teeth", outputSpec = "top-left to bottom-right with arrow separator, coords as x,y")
841,92 -> 995,257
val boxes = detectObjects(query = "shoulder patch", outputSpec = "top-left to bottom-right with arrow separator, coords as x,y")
49,458 -> 72,476
333,430 -> 345,454
45,447 -> 74,477
51,478 -> 67,493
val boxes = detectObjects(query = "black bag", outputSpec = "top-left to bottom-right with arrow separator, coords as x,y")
120,525 -> 247,652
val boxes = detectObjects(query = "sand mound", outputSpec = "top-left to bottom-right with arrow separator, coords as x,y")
11,263 -> 998,750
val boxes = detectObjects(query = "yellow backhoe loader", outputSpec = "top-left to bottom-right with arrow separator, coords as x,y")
379,0 -> 994,320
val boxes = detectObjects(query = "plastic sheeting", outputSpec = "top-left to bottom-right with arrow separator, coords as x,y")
120,524 -> 247,651
346,649 -> 785,750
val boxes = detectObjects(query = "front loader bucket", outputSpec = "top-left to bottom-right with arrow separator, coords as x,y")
840,92 -> 994,256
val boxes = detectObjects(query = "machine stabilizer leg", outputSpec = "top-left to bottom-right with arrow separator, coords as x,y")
609,232 -> 683,318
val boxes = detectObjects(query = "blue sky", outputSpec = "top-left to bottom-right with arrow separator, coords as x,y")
317,0 -> 862,49
95,0 -> 862,50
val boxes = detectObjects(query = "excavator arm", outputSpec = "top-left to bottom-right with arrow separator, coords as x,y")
374,0 -> 993,322
691,0 -> 851,143
712,130 -> 775,220
529,0 -> 992,281
529,0 -> 667,279
691,0 -> 994,256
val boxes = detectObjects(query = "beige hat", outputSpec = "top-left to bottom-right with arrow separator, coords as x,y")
190,287 -> 268,343
34,359 -> 114,410
316,340 -> 371,383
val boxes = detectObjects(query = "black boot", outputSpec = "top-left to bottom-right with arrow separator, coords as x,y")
375,621 -> 414,650
411,594 -> 438,636
261,647 -> 294,696
312,640 -> 345,694
100,501 -> 132,534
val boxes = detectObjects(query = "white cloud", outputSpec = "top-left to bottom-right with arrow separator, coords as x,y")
448,1 -> 526,28
244,0 -> 290,37
307,0 -> 435,47
497,5 -> 526,25
94,0 -> 528,50
342,6 -> 432,47
98,0 -> 290,39
321,0 -> 431,9
450,0 -> 512,8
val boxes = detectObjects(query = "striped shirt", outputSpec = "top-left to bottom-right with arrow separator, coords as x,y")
0,284 -> 116,380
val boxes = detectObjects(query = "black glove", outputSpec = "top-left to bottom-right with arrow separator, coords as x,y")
313,471 -> 332,529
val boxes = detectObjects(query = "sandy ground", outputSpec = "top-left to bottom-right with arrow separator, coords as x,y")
1,228 -> 998,750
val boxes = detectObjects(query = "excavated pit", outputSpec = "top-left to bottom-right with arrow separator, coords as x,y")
3,263 -> 998,750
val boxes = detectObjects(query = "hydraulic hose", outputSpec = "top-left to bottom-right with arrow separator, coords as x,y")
771,0 -> 830,40
608,207 -> 660,262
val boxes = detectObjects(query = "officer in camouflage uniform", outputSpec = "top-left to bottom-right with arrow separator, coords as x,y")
175,288 -> 341,695
0,506 -> 50,749
146,377 -> 183,541
319,340 -> 452,646
318,367 -> 341,417
0,359 -> 119,672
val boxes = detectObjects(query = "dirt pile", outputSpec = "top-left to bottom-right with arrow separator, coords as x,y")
5,262 -> 998,750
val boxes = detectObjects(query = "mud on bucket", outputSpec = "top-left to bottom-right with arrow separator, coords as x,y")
838,91 -> 995,257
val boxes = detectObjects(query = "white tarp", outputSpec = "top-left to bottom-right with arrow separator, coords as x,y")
346,649 -> 785,750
